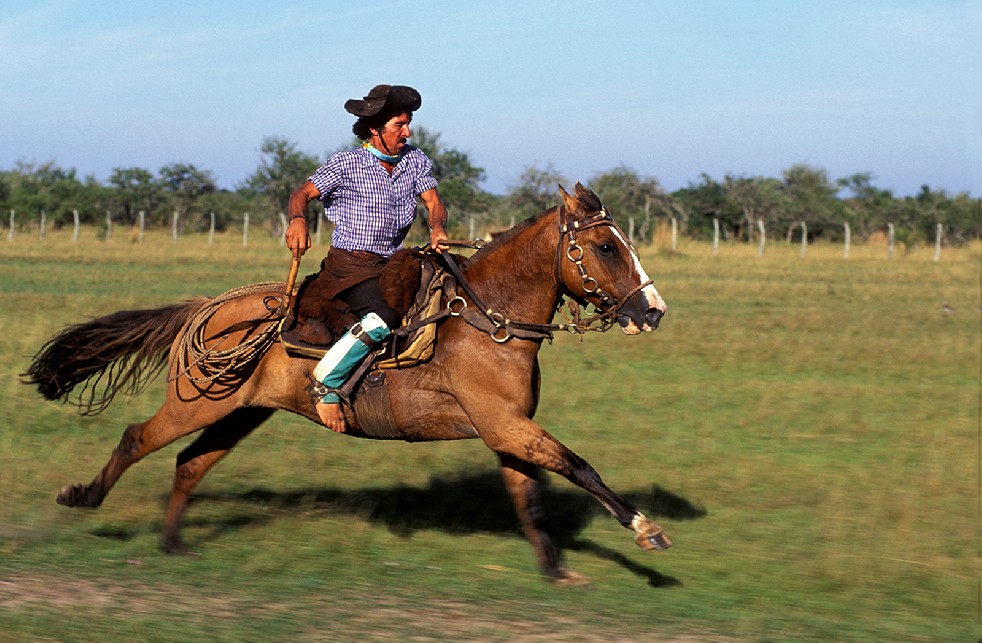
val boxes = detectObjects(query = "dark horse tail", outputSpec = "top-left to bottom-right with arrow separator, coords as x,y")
23,298 -> 207,415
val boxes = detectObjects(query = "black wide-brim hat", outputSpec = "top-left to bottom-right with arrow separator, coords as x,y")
344,84 -> 422,117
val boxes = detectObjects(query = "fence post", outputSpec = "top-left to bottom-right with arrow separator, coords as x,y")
933,223 -> 942,262
843,222 -> 851,259
887,223 -> 895,259
799,221 -> 807,259
712,218 -> 719,256
172,211 -> 179,245
72,209 -> 80,242
757,220 -> 765,257
628,216 -> 635,245
7,210 -> 13,241
138,210 -> 145,242
278,213 -> 288,245
106,210 -> 112,241
39,209 -> 46,240
671,217 -> 678,251
243,213 -> 249,247
208,211 -> 216,246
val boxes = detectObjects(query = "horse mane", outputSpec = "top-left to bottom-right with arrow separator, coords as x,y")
470,186 -> 604,262
469,207 -> 557,262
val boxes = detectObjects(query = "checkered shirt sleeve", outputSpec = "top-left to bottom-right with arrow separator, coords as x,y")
309,146 -> 439,257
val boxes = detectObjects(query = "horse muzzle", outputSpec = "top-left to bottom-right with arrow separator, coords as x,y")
617,305 -> 666,335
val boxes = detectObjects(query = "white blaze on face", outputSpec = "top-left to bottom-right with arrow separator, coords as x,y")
611,227 -> 667,331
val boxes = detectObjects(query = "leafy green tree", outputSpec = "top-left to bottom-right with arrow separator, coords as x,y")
4,161 -> 96,226
407,127 -> 491,238
158,163 -> 216,229
724,174 -> 786,243
781,163 -> 841,240
589,165 -> 678,244
108,167 -> 161,225
507,164 -> 568,219
941,192 -> 979,245
244,137 -> 321,226
673,174 -> 740,241
838,172 -> 897,239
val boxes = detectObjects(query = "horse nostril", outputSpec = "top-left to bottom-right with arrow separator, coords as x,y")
645,308 -> 664,329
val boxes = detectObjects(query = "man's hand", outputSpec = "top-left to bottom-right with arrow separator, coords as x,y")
286,217 -> 311,259
429,226 -> 450,253
286,181 -> 320,259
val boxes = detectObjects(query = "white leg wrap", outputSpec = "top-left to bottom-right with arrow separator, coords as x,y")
312,312 -> 390,402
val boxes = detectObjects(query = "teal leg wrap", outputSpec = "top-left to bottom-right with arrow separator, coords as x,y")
312,313 -> 391,404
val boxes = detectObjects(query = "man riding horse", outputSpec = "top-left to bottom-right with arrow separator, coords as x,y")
285,84 -> 450,433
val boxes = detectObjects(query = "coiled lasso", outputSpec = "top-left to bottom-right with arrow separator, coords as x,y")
172,282 -> 286,386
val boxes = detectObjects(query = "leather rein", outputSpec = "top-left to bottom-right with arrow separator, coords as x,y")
436,206 -> 653,343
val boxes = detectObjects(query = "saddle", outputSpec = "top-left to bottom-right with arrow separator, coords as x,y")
279,249 -> 454,439
279,248 -> 450,368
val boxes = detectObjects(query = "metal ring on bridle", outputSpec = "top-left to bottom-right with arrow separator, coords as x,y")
488,311 -> 507,327
581,277 -> 599,294
448,296 -> 467,316
491,326 -> 512,343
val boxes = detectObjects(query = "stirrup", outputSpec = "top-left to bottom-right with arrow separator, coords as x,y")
306,375 -> 348,410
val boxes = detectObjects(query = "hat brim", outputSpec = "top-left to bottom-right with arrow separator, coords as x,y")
345,85 -> 421,117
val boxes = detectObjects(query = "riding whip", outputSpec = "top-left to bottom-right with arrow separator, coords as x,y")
277,254 -> 301,316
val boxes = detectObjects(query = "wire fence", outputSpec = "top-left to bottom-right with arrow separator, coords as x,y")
4,208 -> 967,263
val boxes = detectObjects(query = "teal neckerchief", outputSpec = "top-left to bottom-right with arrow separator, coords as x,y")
363,142 -> 403,164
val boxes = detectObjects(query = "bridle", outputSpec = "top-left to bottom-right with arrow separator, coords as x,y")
438,205 -> 654,343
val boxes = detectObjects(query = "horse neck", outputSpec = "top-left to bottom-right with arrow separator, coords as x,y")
462,211 -> 561,324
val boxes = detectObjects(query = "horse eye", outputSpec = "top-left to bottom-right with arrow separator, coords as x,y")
598,243 -> 616,257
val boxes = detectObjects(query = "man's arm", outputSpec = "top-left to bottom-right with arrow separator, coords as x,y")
285,180 -> 321,259
419,187 -> 449,252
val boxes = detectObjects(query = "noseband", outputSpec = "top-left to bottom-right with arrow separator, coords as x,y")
438,205 -> 654,343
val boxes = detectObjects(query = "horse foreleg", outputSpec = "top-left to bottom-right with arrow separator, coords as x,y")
498,453 -> 588,583
486,419 -> 671,554
162,408 -> 273,553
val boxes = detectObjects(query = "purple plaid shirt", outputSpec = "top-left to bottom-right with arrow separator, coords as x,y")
308,145 -> 439,257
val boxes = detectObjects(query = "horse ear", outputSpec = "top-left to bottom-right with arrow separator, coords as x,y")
558,184 -> 579,212
573,182 -> 603,212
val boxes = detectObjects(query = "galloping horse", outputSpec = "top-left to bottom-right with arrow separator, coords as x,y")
26,183 -> 670,582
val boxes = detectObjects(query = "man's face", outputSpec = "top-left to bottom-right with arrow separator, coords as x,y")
372,112 -> 412,155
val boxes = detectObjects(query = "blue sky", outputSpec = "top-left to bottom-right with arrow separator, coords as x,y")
1,0 -> 978,196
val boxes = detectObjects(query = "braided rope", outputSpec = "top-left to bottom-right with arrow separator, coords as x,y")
172,282 -> 286,385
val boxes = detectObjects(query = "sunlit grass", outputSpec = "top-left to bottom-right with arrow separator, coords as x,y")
1,229 -> 978,640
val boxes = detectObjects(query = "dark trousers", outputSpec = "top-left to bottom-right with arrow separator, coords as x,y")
340,277 -> 401,329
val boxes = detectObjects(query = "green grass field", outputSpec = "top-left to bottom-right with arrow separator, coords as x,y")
1,227 -> 978,640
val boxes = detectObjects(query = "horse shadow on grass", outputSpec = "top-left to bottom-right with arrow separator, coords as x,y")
96,472 -> 706,587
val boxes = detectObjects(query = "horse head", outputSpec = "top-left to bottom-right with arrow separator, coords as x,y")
556,183 -> 667,334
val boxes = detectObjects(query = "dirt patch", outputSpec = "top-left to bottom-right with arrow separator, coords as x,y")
0,572 -> 729,641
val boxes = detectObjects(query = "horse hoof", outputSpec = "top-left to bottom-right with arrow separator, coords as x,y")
553,569 -> 591,587
162,535 -> 188,555
635,528 -> 672,551
57,484 -> 97,508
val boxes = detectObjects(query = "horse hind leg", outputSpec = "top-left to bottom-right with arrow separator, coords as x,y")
56,396 -> 247,510
57,417 -> 156,509
161,407 -> 273,554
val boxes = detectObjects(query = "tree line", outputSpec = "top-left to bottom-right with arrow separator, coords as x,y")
2,129 -> 977,248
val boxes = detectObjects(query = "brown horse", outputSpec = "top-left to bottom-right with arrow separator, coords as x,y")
26,183 -> 670,583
